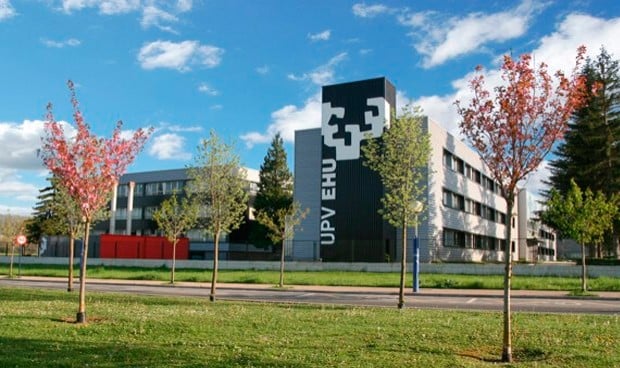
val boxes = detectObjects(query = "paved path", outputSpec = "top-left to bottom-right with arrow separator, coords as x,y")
1,276 -> 619,314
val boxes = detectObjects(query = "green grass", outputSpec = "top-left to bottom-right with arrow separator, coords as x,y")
0,287 -> 618,367
2,264 -> 620,291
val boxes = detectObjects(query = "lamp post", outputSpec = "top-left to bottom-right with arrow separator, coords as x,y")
412,201 -> 423,293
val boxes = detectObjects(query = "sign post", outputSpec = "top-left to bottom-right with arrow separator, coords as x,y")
16,234 -> 26,278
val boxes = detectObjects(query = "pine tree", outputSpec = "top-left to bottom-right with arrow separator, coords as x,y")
251,134 -> 293,250
547,47 -> 620,256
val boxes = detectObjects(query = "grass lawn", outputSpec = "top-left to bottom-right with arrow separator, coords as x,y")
0,287 -> 618,367
2,264 -> 620,291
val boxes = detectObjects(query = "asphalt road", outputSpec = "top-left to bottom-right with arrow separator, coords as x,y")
1,277 -> 619,315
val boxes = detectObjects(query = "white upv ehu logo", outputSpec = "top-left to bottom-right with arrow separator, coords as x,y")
322,97 -> 390,161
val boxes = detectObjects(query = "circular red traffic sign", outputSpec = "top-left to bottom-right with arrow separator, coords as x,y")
16,235 -> 27,245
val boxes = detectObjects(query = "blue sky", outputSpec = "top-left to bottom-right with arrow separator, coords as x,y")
1,0 -> 619,215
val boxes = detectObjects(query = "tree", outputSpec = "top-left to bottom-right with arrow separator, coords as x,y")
257,202 -> 308,288
40,80 -> 151,323
455,47 -> 588,362
361,106 -> 431,309
541,180 -> 618,291
153,190 -> 199,284
547,47 -> 620,257
186,130 -> 248,302
251,133 -> 293,250
0,212 -> 25,278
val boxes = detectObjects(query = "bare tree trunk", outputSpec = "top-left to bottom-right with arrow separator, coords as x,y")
76,222 -> 90,324
171,238 -> 177,285
210,231 -> 219,302
279,237 -> 285,288
502,199 -> 514,363
581,244 -> 587,292
68,235 -> 75,292
397,221 -> 407,309
9,244 -> 15,278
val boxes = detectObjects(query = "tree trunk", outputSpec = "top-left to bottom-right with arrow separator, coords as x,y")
68,235 -> 75,292
76,221 -> 90,324
502,198 -> 514,363
397,220 -> 407,309
171,238 -> 177,285
210,231 -> 219,302
279,237 -> 285,288
9,244 -> 15,278
581,244 -> 587,292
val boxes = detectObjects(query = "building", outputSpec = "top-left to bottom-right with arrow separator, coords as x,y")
517,189 -> 558,262
292,77 -> 524,263
92,167 -> 267,260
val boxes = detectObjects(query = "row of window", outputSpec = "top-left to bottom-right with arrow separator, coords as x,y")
117,181 -> 187,198
443,227 -> 511,251
114,207 -> 157,220
443,150 -> 501,194
442,188 -> 507,224
538,229 -> 556,241
538,246 -> 556,256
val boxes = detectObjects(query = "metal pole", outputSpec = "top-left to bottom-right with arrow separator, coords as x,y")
18,244 -> 22,278
412,216 -> 420,293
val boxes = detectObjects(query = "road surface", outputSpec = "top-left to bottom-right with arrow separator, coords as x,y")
1,277 -> 619,315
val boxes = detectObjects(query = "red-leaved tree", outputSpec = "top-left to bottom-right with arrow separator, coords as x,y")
41,81 -> 151,324
455,47 -> 589,362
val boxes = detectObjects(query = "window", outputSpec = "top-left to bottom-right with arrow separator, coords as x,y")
131,207 -> 143,220
144,206 -> 157,219
116,208 -> 127,220
443,150 -> 453,170
444,228 -> 466,248
455,157 -> 465,174
117,184 -> 129,198
134,183 -> 144,197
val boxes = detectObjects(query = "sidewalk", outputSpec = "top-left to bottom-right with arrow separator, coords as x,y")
6,275 -> 620,300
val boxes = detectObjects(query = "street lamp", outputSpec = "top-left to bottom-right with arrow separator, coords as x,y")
412,201 -> 424,293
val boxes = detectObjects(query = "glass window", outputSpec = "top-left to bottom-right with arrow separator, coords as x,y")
117,184 -> 129,198
131,207 -> 143,220
116,208 -> 127,220
144,206 -> 157,219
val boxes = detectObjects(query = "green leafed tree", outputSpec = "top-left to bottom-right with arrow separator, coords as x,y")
153,190 -> 199,284
187,130 -> 248,302
361,106 -> 431,309
251,133 -> 293,251
541,180 -> 619,291
547,47 -> 620,257
257,201 -> 308,288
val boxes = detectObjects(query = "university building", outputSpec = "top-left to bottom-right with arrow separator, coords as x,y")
291,77 -> 556,263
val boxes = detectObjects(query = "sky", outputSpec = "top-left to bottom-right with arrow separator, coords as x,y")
1,0 -> 619,216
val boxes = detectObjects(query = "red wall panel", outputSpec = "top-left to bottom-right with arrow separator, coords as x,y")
99,235 -> 189,260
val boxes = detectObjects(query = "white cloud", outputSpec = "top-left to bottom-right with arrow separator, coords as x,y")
41,38 -> 81,48
61,0 -> 140,15
308,29 -> 331,42
0,169 -> 40,203
197,83 -> 219,96
240,92 -> 321,148
352,3 -> 392,18
535,14 -> 620,73
256,65 -> 269,75
175,0 -> 192,12
0,0 -> 16,21
0,120 -> 53,171
288,52 -> 347,86
138,40 -> 224,72
148,133 -> 192,160
140,5 -> 178,33
399,0 -> 546,68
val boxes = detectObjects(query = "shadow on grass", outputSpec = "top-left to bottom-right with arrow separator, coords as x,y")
0,336 -> 314,368
458,346 -> 548,364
